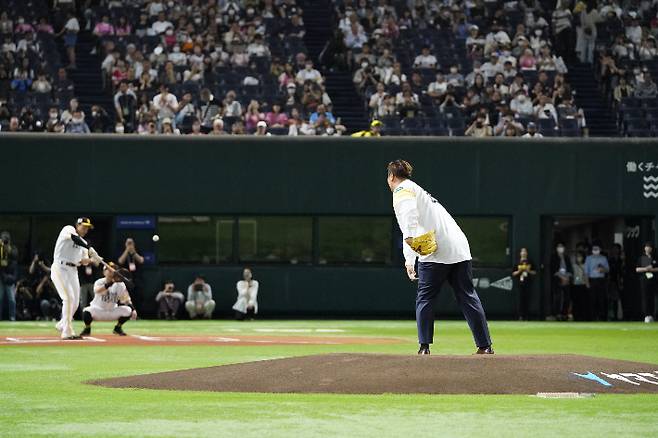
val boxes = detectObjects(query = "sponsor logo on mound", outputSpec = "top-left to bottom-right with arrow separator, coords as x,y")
573,371 -> 658,387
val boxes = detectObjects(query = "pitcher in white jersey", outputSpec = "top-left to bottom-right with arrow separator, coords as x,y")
51,217 -> 101,339
80,263 -> 136,337
387,160 -> 493,355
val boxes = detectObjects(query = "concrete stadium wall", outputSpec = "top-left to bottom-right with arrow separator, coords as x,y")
2,133 -> 658,318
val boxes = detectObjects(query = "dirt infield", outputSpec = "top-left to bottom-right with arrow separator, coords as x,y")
0,335 -> 399,347
92,353 -> 658,395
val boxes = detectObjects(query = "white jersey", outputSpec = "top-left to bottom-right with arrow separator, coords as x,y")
91,278 -> 130,311
53,225 -> 89,265
392,179 -> 471,265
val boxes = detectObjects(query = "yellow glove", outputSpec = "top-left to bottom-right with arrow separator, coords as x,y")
408,230 -> 438,256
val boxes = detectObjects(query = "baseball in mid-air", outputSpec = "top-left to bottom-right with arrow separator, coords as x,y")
152,234 -> 160,242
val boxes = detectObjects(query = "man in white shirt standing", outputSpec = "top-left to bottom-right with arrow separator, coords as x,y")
51,218 -> 101,339
387,160 -> 493,355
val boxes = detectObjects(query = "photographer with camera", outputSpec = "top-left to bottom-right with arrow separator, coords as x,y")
155,280 -> 184,320
17,252 -> 57,320
0,231 -> 18,321
118,237 -> 145,307
185,274 -> 215,319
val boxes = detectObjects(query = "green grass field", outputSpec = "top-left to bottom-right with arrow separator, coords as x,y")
1,320 -> 657,437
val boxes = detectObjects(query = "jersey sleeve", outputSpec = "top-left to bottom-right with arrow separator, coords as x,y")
392,186 -> 419,240
93,278 -> 106,293
117,282 -> 131,303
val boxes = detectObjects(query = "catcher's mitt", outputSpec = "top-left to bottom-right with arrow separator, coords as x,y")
408,230 -> 437,256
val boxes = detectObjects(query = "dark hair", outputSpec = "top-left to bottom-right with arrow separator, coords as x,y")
387,159 -> 413,179
644,241 -> 654,248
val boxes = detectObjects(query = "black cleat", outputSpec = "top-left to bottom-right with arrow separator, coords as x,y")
475,346 -> 494,355
63,335 -> 83,340
80,327 -> 91,337
418,346 -> 431,355
113,326 -> 127,336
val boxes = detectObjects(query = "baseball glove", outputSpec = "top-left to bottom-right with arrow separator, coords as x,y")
408,230 -> 438,256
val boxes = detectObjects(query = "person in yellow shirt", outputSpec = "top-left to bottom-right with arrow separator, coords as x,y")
351,120 -> 382,137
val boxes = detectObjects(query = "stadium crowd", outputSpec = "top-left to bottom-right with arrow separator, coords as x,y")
1,1 -> 658,136
334,0 -> 595,137
0,0 -> 347,136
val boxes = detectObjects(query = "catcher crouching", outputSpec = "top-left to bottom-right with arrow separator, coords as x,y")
80,263 -> 136,337
387,159 -> 493,355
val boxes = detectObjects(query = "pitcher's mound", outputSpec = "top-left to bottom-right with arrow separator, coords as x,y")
92,354 -> 658,394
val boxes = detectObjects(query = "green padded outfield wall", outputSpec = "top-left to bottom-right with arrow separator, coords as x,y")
2,134 -> 658,318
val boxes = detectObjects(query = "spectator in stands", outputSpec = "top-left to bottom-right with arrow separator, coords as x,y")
185,275 -> 215,319
534,95 -> 558,124
309,104 -> 335,125
65,109 -> 90,134
244,100 -> 265,133
465,115 -> 492,137
57,10 -> 79,69
197,89 -> 220,131
613,76 -> 634,106
413,46 -> 438,69
576,2 -> 601,64
32,73 -> 51,95
209,118 -> 226,135
114,81 -> 137,133
88,105 -> 110,133
7,116 -> 20,132
152,11 -> 173,35
636,242 -> 657,323
634,72 -> 658,98
296,60 -> 322,85
61,98 -> 81,125
255,120 -> 271,136
494,112 -> 524,136
344,21 -> 368,49
223,90 -> 242,117
522,122 -> 543,138
153,85 -> 178,128
0,231 -> 18,321
265,103 -> 288,128
54,68 -> 74,100
552,3 -> 573,62
155,280 -> 184,320
233,268 -> 259,320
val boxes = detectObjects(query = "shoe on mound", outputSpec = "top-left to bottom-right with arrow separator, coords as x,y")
417,344 -> 431,355
475,346 -> 494,355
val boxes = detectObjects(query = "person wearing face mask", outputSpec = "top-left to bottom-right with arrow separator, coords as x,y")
550,242 -> 572,321
512,247 -> 536,320
233,268 -> 259,321
151,12 -> 173,35
168,45 -> 187,66
636,242 -> 658,323
64,109 -> 90,134
584,243 -> 610,321
46,106 -> 60,132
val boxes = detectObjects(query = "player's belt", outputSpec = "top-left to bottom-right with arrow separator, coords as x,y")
57,260 -> 77,268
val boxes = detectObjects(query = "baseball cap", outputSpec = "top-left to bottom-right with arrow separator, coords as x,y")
257,121 -> 267,128
162,117 -> 172,125
527,122 -> 537,129
371,120 -> 382,127
76,217 -> 94,229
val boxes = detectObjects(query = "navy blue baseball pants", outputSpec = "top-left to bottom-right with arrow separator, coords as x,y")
416,260 -> 492,348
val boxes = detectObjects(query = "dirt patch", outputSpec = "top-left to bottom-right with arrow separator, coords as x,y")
0,335 -> 399,347
92,353 -> 658,394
